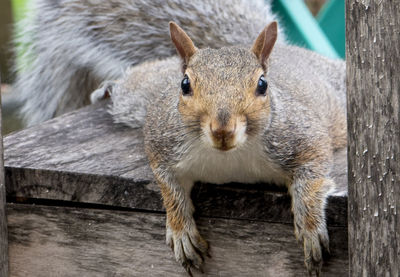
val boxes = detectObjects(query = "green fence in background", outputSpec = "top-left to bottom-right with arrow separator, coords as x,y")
317,0 -> 345,58
272,0 -> 345,59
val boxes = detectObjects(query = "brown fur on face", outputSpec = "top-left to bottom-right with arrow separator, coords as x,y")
170,21 -> 277,151
177,47 -> 272,150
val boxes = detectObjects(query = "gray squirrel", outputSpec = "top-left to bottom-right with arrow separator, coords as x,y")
13,0 -> 347,274
12,0 -> 285,127
93,22 -> 347,276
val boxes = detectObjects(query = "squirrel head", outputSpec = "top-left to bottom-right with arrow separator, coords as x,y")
170,21 -> 277,151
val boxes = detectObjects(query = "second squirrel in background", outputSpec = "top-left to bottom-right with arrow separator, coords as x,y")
96,22 -> 347,276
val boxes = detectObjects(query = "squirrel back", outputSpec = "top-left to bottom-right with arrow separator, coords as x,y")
13,0 -> 283,126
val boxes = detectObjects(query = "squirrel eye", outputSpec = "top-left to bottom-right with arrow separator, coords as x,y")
256,75 -> 268,96
181,75 -> 192,96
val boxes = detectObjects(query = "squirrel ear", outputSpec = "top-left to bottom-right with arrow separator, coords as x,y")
251,21 -> 278,67
169,22 -> 197,65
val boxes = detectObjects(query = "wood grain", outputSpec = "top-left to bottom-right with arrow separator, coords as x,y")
4,101 -> 348,226
7,203 -> 348,277
0,78 -> 9,276
346,0 -> 400,275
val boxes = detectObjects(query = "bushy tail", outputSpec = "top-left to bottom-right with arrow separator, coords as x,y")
12,0 -> 283,127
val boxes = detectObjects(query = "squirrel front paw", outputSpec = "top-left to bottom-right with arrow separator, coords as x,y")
166,224 -> 209,276
290,177 -> 333,276
294,222 -> 329,277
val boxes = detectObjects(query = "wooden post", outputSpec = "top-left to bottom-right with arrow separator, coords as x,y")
347,1 -> 399,276
0,0 -> 13,82
0,75 -> 8,276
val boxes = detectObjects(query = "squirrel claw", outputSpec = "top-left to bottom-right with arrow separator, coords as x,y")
183,264 -> 193,277
198,264 -> 205,274
168,226 -> 208,275
306,260 -> 322,277
302,230 -> 326,277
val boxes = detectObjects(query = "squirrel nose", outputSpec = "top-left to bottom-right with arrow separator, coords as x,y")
210,125 -> 235,140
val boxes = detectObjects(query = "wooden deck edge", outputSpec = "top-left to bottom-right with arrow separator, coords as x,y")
7,203 -> 348,277
5,166 -> 347,226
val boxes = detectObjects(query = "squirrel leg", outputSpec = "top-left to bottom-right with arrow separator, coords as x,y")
289,175 -> 334,276
157,177 -> 208,274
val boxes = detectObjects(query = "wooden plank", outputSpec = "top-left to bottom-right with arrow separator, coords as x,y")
346,0 -> 400,275
0,76 -> 9,276
4,101 -> 348,226
7,203 -> 348,276
4,101 -> 348,225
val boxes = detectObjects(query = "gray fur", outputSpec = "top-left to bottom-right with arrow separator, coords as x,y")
114,42 -> 346,274
109,45 -> 346,140
108,57 -> 182,128
103,20 -> 347,274
108,43 -> 347,192
13,0 -> 284,126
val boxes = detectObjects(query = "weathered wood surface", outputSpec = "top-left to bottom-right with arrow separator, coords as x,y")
0,79 -> 9,276
7,203 -> 348,277
346,0 -> 400,276
4,101 -> 348,226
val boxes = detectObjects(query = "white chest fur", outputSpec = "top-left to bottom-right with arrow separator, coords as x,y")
174,138 -> 289,186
